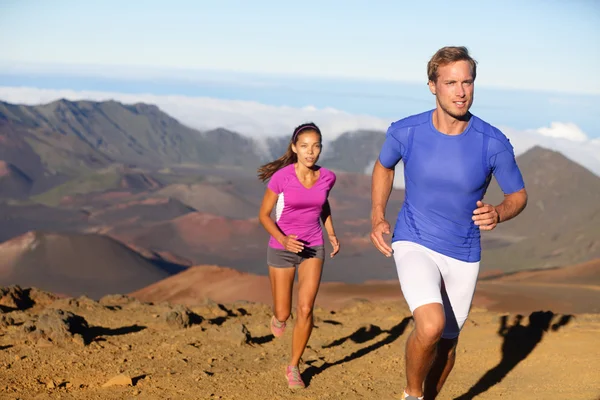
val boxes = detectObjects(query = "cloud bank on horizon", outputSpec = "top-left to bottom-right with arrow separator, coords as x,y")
0,86 -> 598,177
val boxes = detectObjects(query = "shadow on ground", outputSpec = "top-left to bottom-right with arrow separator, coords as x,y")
454,310 -> 573,400
303,316 -> 413,386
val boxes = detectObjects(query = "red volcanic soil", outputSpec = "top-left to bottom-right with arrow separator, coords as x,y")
153,182 -> 259,219
131,265 -> 402,310
119,172 -> 162,191
85,197 -> 195,225
0,160 -> 11,177
0,231 -> 187,299
0,160 -> 33,198
485,258 -> 600,286
59,190 -> 135,207
132,259 -> 600,315
474,258 -> 600,314
108,211 -> 268,263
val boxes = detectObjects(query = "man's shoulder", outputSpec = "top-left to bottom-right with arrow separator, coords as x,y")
471,115 -> 514,152
471,115 -> 506,139
386,110 -> 432,140
389,110 -> 432,131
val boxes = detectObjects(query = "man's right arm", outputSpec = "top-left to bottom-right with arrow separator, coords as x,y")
370,123 -> 404,256
370,159 -> 395,257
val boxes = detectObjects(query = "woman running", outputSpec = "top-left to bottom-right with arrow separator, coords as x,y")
257,122 -> 340,389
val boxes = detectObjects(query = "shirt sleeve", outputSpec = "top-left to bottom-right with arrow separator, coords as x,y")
267,170 -> 285,194
378,125 -> 406,169
328,170 -> 337,190
489,135 -> 525,194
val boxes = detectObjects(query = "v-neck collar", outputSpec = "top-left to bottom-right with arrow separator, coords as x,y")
294,164 -> 321,190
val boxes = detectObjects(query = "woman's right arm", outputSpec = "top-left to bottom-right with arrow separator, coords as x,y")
258,188 -> 304,253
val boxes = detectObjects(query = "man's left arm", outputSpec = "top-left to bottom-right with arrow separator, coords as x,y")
474,142 -> 528,231
494,188 -> 528,224
473,188 -> 528,231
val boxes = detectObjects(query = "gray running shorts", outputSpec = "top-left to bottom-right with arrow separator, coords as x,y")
267,245 -> 325,268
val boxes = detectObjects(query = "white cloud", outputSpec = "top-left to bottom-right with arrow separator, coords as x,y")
500,125 -> 600,176
0,86 -> 598,176
0,86 -> 389,139
533,122 -> 588,142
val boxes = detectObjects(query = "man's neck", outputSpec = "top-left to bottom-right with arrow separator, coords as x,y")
432,108 -> 471,136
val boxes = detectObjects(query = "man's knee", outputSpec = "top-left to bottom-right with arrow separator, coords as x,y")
414,303 -> 445,344
415,316 -> 445,344
417,320 -> 445,344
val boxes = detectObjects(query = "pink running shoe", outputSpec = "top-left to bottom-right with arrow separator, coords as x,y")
270,316 -> 286,338
286,365 -> 305,389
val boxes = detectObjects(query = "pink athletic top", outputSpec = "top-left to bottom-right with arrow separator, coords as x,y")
267,164 -> 336,250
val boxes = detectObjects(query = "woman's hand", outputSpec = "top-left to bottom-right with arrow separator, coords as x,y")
329,234 -> 340,258
281,234 -> 304,253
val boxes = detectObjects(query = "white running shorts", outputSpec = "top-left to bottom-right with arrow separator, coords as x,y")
392,241 -> 480,339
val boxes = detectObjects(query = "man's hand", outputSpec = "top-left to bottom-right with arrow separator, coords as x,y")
472,200 -> 499,231
370,219 -> 393,257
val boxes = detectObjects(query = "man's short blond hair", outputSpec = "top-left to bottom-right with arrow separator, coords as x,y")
427,46 -> 477,83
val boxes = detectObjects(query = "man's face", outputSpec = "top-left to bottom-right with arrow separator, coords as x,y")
428,60 -> 474,119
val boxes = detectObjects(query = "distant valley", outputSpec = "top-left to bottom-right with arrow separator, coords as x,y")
1,99 -> 599,298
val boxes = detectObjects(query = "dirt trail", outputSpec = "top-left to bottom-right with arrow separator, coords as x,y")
1,288 -> 598,399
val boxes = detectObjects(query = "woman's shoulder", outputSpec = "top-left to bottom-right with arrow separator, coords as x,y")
272,163 -> 295,178
268,164 -> 295,190
318,166 -> 335,176
318,166 -> 337,184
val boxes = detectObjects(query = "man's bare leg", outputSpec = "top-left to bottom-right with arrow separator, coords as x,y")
405,303 -> 445,398
423,337 -> 458,399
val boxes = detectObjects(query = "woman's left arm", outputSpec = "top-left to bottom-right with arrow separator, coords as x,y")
321,200 -> 340,258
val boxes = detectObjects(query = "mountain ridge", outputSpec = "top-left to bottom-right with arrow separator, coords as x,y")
0,98 -> 598,290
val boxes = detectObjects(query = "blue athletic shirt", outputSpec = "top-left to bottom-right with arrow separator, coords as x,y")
378,109 -> 525,262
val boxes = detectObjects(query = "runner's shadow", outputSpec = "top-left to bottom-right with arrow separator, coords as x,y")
454,311 -> 573,400
209,304 -> 249,326
303,316 -> 412,386
322,324 -> 384,348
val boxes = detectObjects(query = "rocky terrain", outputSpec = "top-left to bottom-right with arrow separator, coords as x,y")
1,285 -> 599,400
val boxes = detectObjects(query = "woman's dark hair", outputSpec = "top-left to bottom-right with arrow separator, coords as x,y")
257,122 -> 322,182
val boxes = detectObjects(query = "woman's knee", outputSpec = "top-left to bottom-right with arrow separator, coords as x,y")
296,304 -> 314,320
274,307 -> 291,322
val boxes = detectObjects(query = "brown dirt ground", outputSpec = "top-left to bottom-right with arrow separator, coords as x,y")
132,262 -> 600,316
1,293 -> 598,400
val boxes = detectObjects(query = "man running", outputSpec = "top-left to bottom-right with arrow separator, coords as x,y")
370,46 -> 528,400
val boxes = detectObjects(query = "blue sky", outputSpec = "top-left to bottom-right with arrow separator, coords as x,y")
0,0 -> 599,174
1,0 -> 599,92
